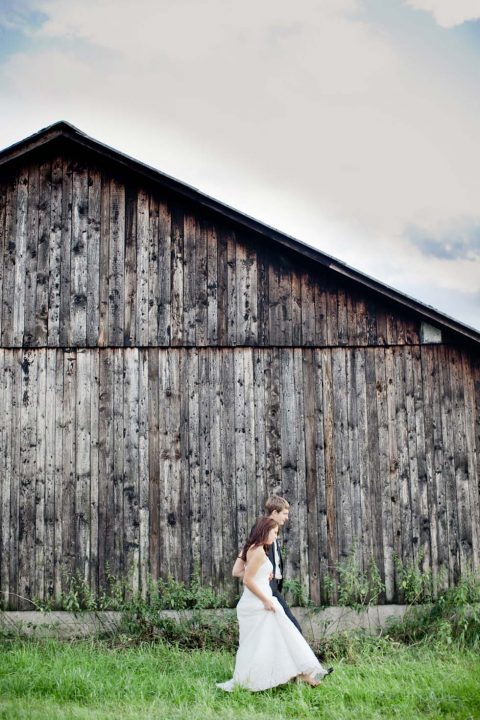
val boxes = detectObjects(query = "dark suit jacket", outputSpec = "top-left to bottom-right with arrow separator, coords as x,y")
267,538 -> 284,593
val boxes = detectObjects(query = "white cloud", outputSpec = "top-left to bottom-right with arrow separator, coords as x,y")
406,0 -> 480,28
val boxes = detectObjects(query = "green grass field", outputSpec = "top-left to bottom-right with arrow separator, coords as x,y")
0,638 -> 479,720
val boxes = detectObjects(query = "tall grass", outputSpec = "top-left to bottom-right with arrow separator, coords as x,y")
0,638 -> 479,720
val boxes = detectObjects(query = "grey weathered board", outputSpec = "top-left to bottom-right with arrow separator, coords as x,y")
0,346 -> 478,608
0,159 -> 424,350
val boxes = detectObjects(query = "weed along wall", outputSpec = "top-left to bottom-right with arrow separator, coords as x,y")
1,123 -> 480,610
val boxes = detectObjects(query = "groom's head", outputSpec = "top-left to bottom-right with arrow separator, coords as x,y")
265,495 -> 290,526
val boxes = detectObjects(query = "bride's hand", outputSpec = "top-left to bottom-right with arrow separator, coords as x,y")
263,599 -> 276,612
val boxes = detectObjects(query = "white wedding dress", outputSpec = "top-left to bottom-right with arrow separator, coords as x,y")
217,557 -> 327,692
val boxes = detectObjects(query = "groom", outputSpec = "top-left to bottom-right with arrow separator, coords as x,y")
232,494 -> 302,634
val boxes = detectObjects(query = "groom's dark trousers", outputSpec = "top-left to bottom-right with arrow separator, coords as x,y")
267,539 -> 303,635
270,579 -> 303,634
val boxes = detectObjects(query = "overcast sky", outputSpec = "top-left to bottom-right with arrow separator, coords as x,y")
1,0 -> 480,330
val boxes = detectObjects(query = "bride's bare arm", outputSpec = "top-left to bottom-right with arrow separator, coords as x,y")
243,547 -> 276,612
232,555 -> 245,578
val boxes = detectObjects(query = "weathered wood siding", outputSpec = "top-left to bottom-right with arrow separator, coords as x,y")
0,156 -> 421,350
0,346 -> 479,608
1,148 -> 479,609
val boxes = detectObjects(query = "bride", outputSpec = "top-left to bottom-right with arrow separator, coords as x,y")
217,517 -> 330,692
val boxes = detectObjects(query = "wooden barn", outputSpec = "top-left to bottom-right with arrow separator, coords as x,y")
0,121 -> 479,610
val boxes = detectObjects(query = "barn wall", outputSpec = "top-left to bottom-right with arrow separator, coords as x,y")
0,155 -> 422,350
0,345 -> 479,609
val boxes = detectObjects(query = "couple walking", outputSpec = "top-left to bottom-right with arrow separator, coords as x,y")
217,495 -> 332,692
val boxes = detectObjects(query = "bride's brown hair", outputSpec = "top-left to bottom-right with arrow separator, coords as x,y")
239,517 -> 279,561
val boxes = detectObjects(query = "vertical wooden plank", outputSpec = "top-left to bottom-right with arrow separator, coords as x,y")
24,163 -> 39,347
346,291 -> 357,346
62,352 -> 76,584
47,156 -> 63,347
256,244 -> 270,346
421,346 -> 444,591
170,205 -> 184,346
450,347 -> 473,575
365,298 -> 377,346
356,295 -> 368,346
462,352 -> 480,570
18,350 -> 37,606
209,348 -> 223,584
264,347 -> 282,494
269,257 -> 292,346
147,349 -> 160,581
124,185 -> 137,347
70,160 -> 88,346
1,176 -> 17,346
157,199 -> 172,346
253,349 -> 267,516
89,350 -> 100,597
244,349 -> 257,533
355,348 -> 373,570
337,288 -> 348,346
303,349 -> 320,603
59,158 -> 72,347
234,351 -> 248,551
138,349 -> 150,593
9,352 -> 22,607
13,167 -> 29,346
346,349 -> 361,565
179,351 -> 191,582
183,212 -> 196,346
326,285 -> 339,347
294,348 -> 309,593
187,349 -> 201,574
34,350 -> 47,601
236,239 -> 258,345
332,349 -> 351,561
108,180 -> 125,346
112,349 -> 125,578
301,272 -> 316,346
394,347 -> 412,570
385,348 -> 401,593
236,240 -> 249,347
206,224 -> 218,345
312,350 -> 329,601
0,351 -> 11,605
198,350 -> 212,581
314,279 -> 327,346
75,349 -> 91,581
405,346 -> 421,564
438,346 -> 460,584
86,168 -> 101,346
220,349 -> 237,600
35,161 -> 51,346
147,197 -> 159,346
412,345 -> 431,575
53,350 -> 64,603
375,348 -> 395,600
98,174 -> 110,346
164,350 -> 182,576
280,350 -> 299,577
136,189 -> 149,345
291,271 -> 302,346
123,349 -> 140,595
227,230 -> 237,345
216,227 -> 228,345
365,348 -> 384,586
322,348 -> 338,588
97,351 -> 113,590
195,218 -> 208,346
